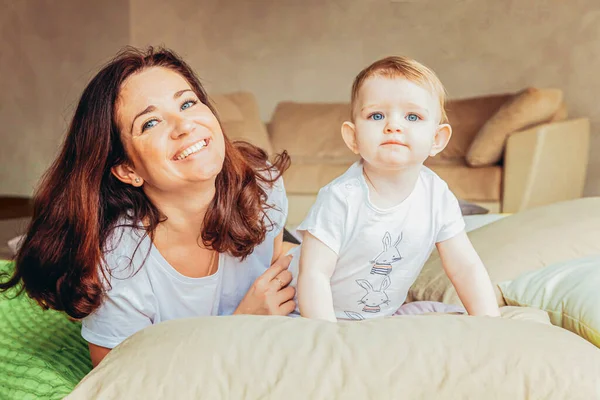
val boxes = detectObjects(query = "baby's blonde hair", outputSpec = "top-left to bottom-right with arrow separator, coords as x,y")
351,56 -> 448,123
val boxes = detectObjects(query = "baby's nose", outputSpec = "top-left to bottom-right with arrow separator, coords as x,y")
385,123 -> 403,134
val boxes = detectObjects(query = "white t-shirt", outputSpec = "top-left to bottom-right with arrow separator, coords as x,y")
295,161 -> 464,321
82,176 -> 288,349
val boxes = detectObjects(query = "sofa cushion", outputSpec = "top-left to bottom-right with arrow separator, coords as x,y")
440,94 -> 511,161
283,160 -> 500,228
66,311 -> 600,399
283,162 -> 355,195
269,102 -> 358,163
286,194 -> 319,228
211,92 -> 273,154
407,197 -> 600,306
284,159 -> 501,203
210,93 -> 244,122
425,159 -> 502,202
466,88 -> 563,167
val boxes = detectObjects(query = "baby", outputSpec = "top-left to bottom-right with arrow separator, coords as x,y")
295,56 -> 500,321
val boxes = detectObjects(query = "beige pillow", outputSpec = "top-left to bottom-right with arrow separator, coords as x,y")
211,93 -> 244,122
66,311 -> 600,400
440,93 -> 511,160
407,197 -> 600,306
211,92 -> 273,154
466,88 -> 563,167
515,101 -> 569,133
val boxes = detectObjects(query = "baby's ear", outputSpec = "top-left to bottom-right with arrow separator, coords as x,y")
429,123 -> 452,157
341,121 -> 360,155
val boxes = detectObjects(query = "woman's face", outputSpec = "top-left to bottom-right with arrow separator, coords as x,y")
115,67 -> 226,192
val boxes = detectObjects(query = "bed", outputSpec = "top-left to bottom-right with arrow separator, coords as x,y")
2,198 -> 600,399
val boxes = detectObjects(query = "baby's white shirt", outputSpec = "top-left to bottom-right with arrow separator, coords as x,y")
295,161 -> 464,320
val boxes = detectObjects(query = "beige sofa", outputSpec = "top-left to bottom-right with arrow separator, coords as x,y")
2,89 -> 587,252
214,89 -> 589,227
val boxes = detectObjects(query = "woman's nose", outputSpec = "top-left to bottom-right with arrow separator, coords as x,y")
170,115 -> 195,139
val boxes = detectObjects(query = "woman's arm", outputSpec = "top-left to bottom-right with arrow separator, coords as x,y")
89,343 -> 112,367
297,232 -> 337,322
271,229 -> 299,266
271,230 -> 285,265
436,231 -> 500,317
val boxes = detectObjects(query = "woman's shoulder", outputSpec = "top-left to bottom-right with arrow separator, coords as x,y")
262,171 -> 286,200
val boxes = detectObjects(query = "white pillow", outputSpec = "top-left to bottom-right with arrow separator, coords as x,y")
499,255 -> 600,348
8,234 -> 24,256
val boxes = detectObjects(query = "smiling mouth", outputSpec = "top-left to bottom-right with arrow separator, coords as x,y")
174,138 -> 211,161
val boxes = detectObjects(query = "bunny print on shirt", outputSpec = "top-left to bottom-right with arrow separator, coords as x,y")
357,275 -> 391,313
343,231 -> 404,318
370,232 -> 403,275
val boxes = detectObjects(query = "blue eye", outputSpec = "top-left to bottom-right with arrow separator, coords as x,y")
142,119 -> 159,132
181,99 -> 197,110
406,113 -> 420,122
370,112 -> 384,121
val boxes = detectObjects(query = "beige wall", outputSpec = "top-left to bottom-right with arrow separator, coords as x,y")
130,0 -> 600,196
0,0 -> 129,196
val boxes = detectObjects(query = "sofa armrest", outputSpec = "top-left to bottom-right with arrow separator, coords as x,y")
502,118 -> 590,213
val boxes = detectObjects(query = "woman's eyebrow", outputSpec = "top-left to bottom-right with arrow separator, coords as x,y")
174,89 -> 193,99
131,105 -> 156,133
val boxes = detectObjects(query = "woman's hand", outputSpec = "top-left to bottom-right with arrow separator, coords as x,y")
234,254 -> 296,316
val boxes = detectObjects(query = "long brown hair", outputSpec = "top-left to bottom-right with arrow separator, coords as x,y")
0,47 -> 290,319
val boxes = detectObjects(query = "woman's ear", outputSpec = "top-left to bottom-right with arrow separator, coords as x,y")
111,164 -> 143,187
429,124 -> 452,157
341,121 -> 359,155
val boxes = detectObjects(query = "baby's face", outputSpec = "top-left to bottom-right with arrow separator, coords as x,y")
353,76 -> 442,170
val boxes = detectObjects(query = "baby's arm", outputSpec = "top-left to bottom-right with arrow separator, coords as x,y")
436,231 -> 500,317
297,232 -> 338,322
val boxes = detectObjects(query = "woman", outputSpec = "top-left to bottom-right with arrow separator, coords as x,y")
0,47 -> 296,367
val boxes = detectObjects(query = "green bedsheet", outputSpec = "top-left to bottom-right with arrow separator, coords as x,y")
0,260 -> 92,399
